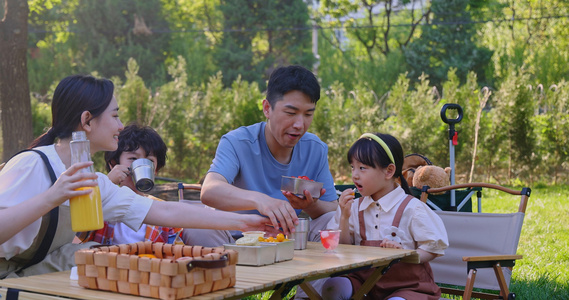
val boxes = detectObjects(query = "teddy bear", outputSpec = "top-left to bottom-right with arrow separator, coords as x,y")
399,154 -> 451,194
401,153 -> 433,187
412,165 -> 451,194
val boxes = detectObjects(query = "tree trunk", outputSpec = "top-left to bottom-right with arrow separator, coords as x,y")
0,0 -> 33,162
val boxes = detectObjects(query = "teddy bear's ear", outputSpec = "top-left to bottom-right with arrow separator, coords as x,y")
444,167 -> 451,178
412,166 -> 427,188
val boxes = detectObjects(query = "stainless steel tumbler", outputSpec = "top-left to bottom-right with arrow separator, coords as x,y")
131,158 -> 155,192
293,218 -> 310,250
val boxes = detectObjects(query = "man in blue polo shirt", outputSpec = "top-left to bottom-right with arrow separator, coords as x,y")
183,65 -> 337,247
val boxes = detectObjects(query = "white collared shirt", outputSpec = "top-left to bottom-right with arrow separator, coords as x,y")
327,186 -> 448,255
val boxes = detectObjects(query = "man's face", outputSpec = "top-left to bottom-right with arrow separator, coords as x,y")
264,90 -> 316,149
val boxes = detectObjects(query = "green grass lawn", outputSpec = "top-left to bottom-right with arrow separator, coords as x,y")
245,185 -> 569,300
488,185 -> 569,299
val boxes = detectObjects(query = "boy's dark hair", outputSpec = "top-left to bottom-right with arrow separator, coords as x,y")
347,133 -> 411,194
104,123 -> 168,172
265,65 -> 320,107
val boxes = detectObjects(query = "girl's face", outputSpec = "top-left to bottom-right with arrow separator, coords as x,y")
87,96 -> 124,153
351,158 -> 396,201
116,147 -> 158,192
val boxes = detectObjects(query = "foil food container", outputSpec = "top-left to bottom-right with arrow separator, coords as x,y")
261,239 -> 295,262
280,176 -> 323,198
223,243 -> 277,266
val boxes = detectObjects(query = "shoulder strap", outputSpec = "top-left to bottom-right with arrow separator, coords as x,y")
358,195 -> 415,240
392,195 -> 415,228
11,149 -> 59,271
357,198 -> 367,241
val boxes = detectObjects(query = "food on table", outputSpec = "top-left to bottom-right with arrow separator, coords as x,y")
320,230 -> 341,252
258,233 -> 290,243
235,235 -> 260,246
280,175 -> 324,198
242,231 -> 265,239
292,175 -> 314,181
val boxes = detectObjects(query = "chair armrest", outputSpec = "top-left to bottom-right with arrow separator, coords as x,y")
463,254 -> 522,272
178,183 -> 202,191
462,255 -> 523,262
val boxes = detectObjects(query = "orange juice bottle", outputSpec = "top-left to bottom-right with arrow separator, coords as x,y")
69,131 -> 104,232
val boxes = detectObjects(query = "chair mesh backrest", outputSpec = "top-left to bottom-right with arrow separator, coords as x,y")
431,211 -> 525,291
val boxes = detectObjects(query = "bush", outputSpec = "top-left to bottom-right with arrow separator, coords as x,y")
20,61 -> 567,187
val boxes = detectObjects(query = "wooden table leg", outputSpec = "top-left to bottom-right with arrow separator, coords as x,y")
351,258 -> 402,300
299,282 -> 323,300
269,279 -> 306,300
268,285 -> 287,300
351,267 -> 384,300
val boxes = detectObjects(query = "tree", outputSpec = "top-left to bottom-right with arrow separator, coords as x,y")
161,0 -> 222,87
71,0 -> 170,87
0,0 -> 34,161
478,0 -> 569,86
27,0 -> 77,94
404,0 -> 493,87
215,0 -> 315,88
316,0 -> 431,61
313,0 -> 428,98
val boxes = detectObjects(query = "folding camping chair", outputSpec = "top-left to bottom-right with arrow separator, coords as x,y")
177,182 -> 202,202
421,183 -> 531,300
412,185 -> 480,212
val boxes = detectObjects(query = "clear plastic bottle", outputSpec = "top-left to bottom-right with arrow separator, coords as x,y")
69,131 -> 104,232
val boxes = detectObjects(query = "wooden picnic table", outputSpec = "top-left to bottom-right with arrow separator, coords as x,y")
0,242 -> 418,300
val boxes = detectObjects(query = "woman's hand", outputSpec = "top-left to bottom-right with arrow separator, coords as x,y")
0,161 -> 98,244
107,164 -> 131,185
46,161 -> 98,206
239,214 -> 282,236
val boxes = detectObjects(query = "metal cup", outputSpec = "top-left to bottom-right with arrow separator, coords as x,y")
131,158 -> 155,192
293,218 -> 310,250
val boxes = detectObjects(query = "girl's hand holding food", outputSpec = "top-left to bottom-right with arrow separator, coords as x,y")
338,189 -> 356,218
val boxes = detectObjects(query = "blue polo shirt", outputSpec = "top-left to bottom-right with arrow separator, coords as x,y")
209,122 -> 337,216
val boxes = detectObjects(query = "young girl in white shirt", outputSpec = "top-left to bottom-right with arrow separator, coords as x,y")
322,133 -> 448,300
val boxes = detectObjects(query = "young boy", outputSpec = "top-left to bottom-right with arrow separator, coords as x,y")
77,123 -> 182,245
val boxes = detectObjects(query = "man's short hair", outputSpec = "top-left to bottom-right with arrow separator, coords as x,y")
266,65 -> 320,107
104,123 -> 168,172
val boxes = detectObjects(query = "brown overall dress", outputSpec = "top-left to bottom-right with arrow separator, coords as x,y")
345,195 -> 441,300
